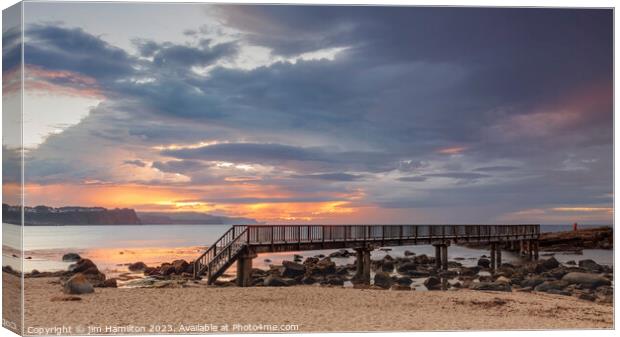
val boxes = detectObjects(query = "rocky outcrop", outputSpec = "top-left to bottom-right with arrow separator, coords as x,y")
562,272 -> 611,289
539,226 -> 612,250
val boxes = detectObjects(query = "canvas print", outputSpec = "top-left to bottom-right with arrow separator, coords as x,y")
1,1 -> 614,335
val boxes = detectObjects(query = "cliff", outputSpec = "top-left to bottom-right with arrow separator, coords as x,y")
2,204 -> 141,225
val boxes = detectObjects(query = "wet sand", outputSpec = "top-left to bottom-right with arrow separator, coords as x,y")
14,273 -> 613,333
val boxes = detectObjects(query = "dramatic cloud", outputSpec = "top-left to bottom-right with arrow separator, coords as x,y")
9,4 -> 613,223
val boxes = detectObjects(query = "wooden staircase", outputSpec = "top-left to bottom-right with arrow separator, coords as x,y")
193,225 -> 248,284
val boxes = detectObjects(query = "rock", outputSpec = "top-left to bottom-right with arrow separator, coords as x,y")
103,278 -> 118,288
578,259 -> 603,273
329,249 -> 351,258
459,266 -> 480,276
281,261 -> 306,278
396,262 -> 417,273
424,276 -> 441,290
578,293 -> 596,301
520,276 -> 545,288
545,267 -> 568,280
470,282 -> 512,292
326,275 -> 345,286
562,272 -> 611,289
540,257 -> 560,270
301,275 -> 317,285
381,260 -> 395,272
438,270 -> 457,278
128,261 -> 148,272
310,258 -> 336,276
534,280 -> 568,292
396,277 -> 413,286
495,276 -> 511,285
477,258 -> 491,268
406,270 -> 430,278
303,257 -> 319,265
565,260 -> 576,265
159,264 -> 176,276
263,275 -> 289,287
391,284 -> 411,291
404,250 -> 415,256
374,272 -> 393,289
545,289 -> 571,296
172,260 -> 189,274
68,259 -> 97,273
414,254 -> 430,265
264,259 -> 272,263
62,253 -> 81,262
63,273 -> 94,294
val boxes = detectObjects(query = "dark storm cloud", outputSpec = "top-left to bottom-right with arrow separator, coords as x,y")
24,24 -> 135,80
21,6 -> 613,222
290,173 -> 365,182
161,142 -> 398,173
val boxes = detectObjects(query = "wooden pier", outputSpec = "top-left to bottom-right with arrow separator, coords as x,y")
193,224 -> 540,286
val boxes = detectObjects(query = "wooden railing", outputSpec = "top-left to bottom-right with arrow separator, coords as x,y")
243,224 -> 540,245
193,225 -> 248,279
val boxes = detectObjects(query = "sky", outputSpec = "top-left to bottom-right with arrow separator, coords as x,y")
2,3 -> 613,224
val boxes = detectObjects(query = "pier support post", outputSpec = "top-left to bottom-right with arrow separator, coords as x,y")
490,243 -> 496,270
528,240 -> 534,261
533,240 -> 539,260
495,245 -> 502,268
236,248 -> 257,287
441,244 -> 449,270
434,244 -> 442,269
354,247 -> 372,284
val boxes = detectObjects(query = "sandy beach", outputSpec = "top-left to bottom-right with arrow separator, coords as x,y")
10,273 -> 611,333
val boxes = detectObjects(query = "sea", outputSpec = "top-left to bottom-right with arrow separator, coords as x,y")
2,223 -> 614,278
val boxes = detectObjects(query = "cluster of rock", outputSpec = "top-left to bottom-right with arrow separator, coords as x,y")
216,249 -> 613,304
539,226 -> 613,251
58,256 -> 117,295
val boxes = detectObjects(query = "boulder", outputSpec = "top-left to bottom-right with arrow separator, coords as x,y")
281,261 -> 306,278
495,276 -> 511,285
578,259 -> 603,273
414,254 -> 430,265
470,282 -> 512,292
423,276 -> 441,290
545,289 -> 571,296
103,278 -> 118,288
520,276 -> 545,288
326,275 -> 345,286
404,250 -> 415,256
374,272 -> 393,289
381,260 -> 395,272
396,277 -> 413,286
477,258 -> 491,268
62,253 -> 81,262
329,249 -> 351,258
303,257 -> 319,265
301,275 -> 317,285
172,260 -> 189,274
159,264 -> 176,276
264,275 -> 289,287
540,257 -> 560,271
406,270 -> 430,278
459,266 -> 480,276
534,280 -> 568,292
68,259 -> 97,273
562,272 -> 611,289
63,273 -> 94,294
128,261 -> 148,272
310,258 -> 336,276
578,293 -> 597,301
396,262 -> 417,273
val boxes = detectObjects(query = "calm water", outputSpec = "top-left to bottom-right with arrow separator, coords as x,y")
2,223 -> 614,275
